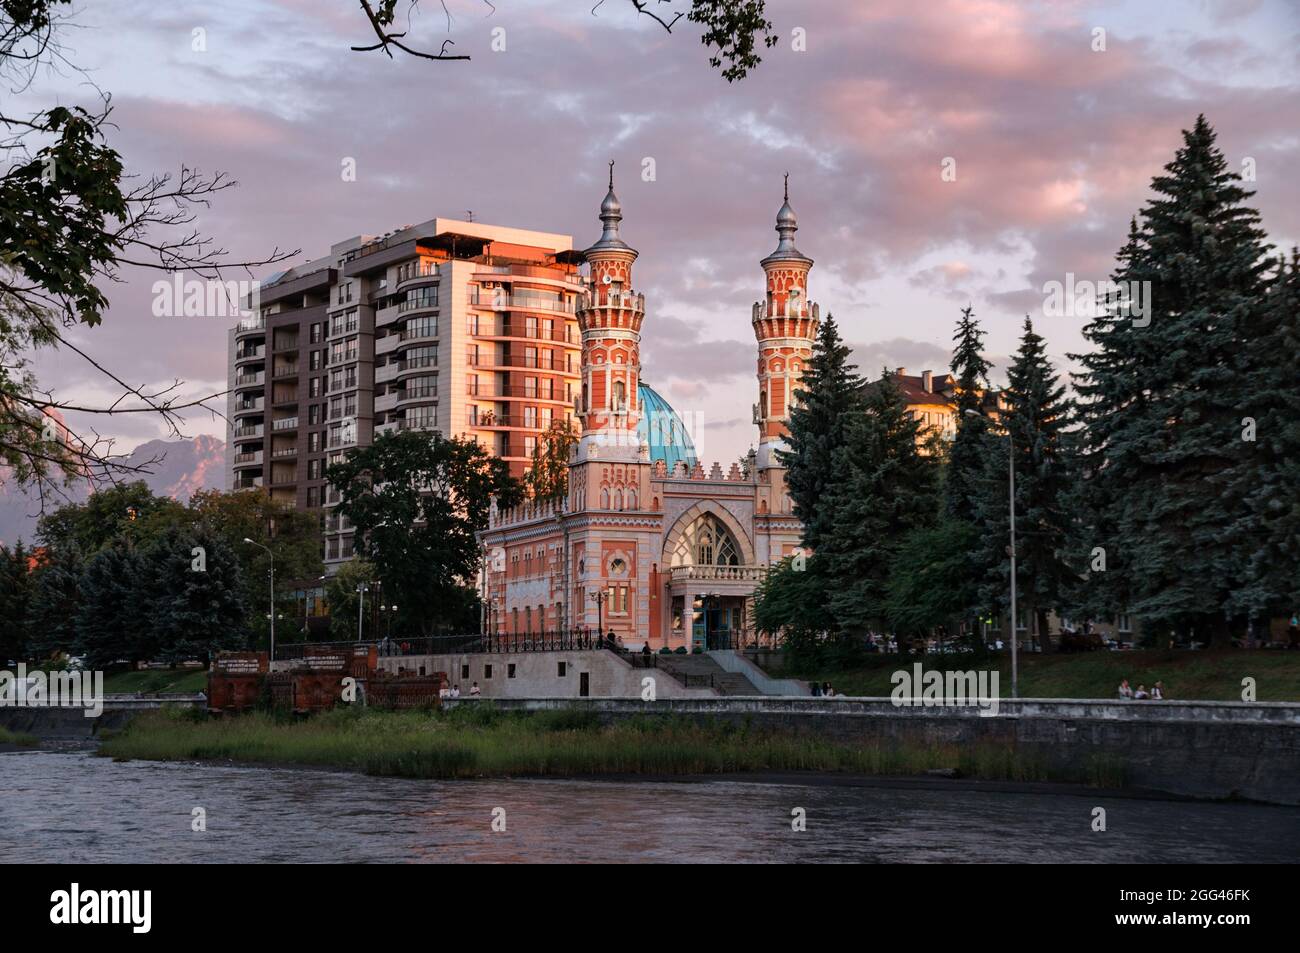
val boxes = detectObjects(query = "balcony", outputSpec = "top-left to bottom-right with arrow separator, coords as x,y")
374,362 -> 398,384
272,364 -> 299,379
466,382 -> 566,401
396,418 -> 437,432
669,564 -> 768,585
468,292 -> 577,315
233,424 -> 263,439
474,322 -> 578,344
234,371 -> 264,388
234,475 -> 264,489
236,316 -> 266,335
577,291 -> 645,314
233,450 -> 263,468
272,335 -> 300,352
469,412 -> 532,429
467,352 -> 577,373
270,447 -> 298,460
399,321 -> 438,342
234,398 -> 265,415
234,346 -> 265,363
272,416 -> 299,432
397,294 -> 439,314
374,391 -> 398,413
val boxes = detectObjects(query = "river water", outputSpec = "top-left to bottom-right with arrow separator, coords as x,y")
1,750 -> 1295,863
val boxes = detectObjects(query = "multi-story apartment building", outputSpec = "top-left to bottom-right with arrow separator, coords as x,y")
227,219 -> 585,569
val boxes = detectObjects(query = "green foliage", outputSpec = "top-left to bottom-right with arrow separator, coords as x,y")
819,370 -> 941,633
35,482 -> 184,558
686,0 -> 777,82
976,318 -> 1077,648
0,541 -> 35,662
140,525 -> 247,665
1071,115 -> 1277,643
25,549 -> 82,661
947,305 -> 992,522
324,557 -> 377,640
327,430 -> 521,634
74,544 -> 145,669
524,417 -> 577,502
778,312 -> 864,550
884,519 -> 981,640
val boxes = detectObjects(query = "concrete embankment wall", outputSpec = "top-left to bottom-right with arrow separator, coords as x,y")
0,695 -> 205,740
368,650 -> 720,699
443,696 -> 1300,805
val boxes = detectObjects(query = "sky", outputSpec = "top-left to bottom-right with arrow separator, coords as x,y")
19,0 -> 1300,468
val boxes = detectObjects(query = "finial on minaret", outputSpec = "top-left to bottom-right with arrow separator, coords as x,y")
784,171 -> 789,202
762,174 -> 811,265
590,160 -> 631,252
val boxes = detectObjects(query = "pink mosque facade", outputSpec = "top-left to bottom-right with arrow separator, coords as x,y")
479,172 -> 819,650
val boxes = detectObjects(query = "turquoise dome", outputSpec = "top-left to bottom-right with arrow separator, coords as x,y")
638,382 -> 698,472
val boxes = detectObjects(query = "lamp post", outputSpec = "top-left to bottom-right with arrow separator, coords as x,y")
356,584 -> 369,642
589,588 -> 606,644
964,408 -> 1017,698
243,538 -> 275,661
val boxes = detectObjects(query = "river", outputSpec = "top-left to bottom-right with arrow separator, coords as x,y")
1,749 -> 1295,862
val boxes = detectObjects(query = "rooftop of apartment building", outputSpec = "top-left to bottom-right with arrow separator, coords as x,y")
252,218 -> 584,300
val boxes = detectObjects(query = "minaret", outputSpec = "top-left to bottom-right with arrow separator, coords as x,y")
574,162 -> 646,464
752,174 -> 818,470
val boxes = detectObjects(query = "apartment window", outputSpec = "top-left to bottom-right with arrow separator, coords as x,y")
1117,614 -> 1133,634
466,313 -> 479,335
524,405 -> 537,429
525,346 -> 537,368
467,345 -> 480,366
345,366 -> 357,388
523,435 -> 537,459
308,432 -> 320,453
307,486 -> 319,507
484,664 -> 493,679
310,378 -> 321,398
308,405 -> 320,425
344,394 -> 358,417
557,662 -> 567,678
507,664 -> 517,679
308,459 -> 322,479
406,374 -> 438,399
525,315 -> 538,338
542,318 -> 553,340
467,374 -> 479,396
340,535 -> 354,559
524,376 -> 537,398
403,345 -> 438,369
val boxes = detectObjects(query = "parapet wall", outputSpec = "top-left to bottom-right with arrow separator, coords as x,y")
441,696 -> 1300,804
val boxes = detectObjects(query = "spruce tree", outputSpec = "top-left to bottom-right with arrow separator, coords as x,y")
26,551 -> 82,662
142,526 -> 247,666
976,318 -> 1075,650
819,369 -> 940,633
0,542 -> 35,663
947,305 -> 992,522
1230,250 -> 1300,624
778,312 -> 864,550
1071,115 -> 1274,645
75,545 -> 144,670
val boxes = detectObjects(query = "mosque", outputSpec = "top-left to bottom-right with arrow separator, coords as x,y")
480,171 -> 818,650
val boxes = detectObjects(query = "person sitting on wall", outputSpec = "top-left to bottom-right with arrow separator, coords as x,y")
1151,681 -> 1165,700
810,682 -> 822,696
470,681 -> 481,696
1134,684 -> 1150,699
439,684 -> 450,699
450,684 -> 461,698
1118,679 -> 1133,699
822,682 -> 835,697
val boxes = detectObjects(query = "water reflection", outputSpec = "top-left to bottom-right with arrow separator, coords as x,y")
1,751 -> 1293,863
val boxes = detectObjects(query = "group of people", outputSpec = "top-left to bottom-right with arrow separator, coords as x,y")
438,682 -> 482,699
1118,679 -> 1165,700
811,681 -> 839,697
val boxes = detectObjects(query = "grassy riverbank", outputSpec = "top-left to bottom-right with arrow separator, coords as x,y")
785,650 -> 1300,701
98,705 -> 1125,787
102,668 -> 208,694
0,726 -> 38,747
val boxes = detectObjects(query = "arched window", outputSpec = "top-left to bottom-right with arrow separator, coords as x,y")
670,514 -> 742,567
612,380 -> 626,411
760,389 -> 768,418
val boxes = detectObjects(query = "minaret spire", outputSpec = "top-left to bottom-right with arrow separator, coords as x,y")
591,159 -> 629,251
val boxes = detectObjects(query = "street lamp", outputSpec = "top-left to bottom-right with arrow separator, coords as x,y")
589,588 -> 607,644
356,583 -> 369,642
243,538 -> 275,661
965,408 -> 1017,699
